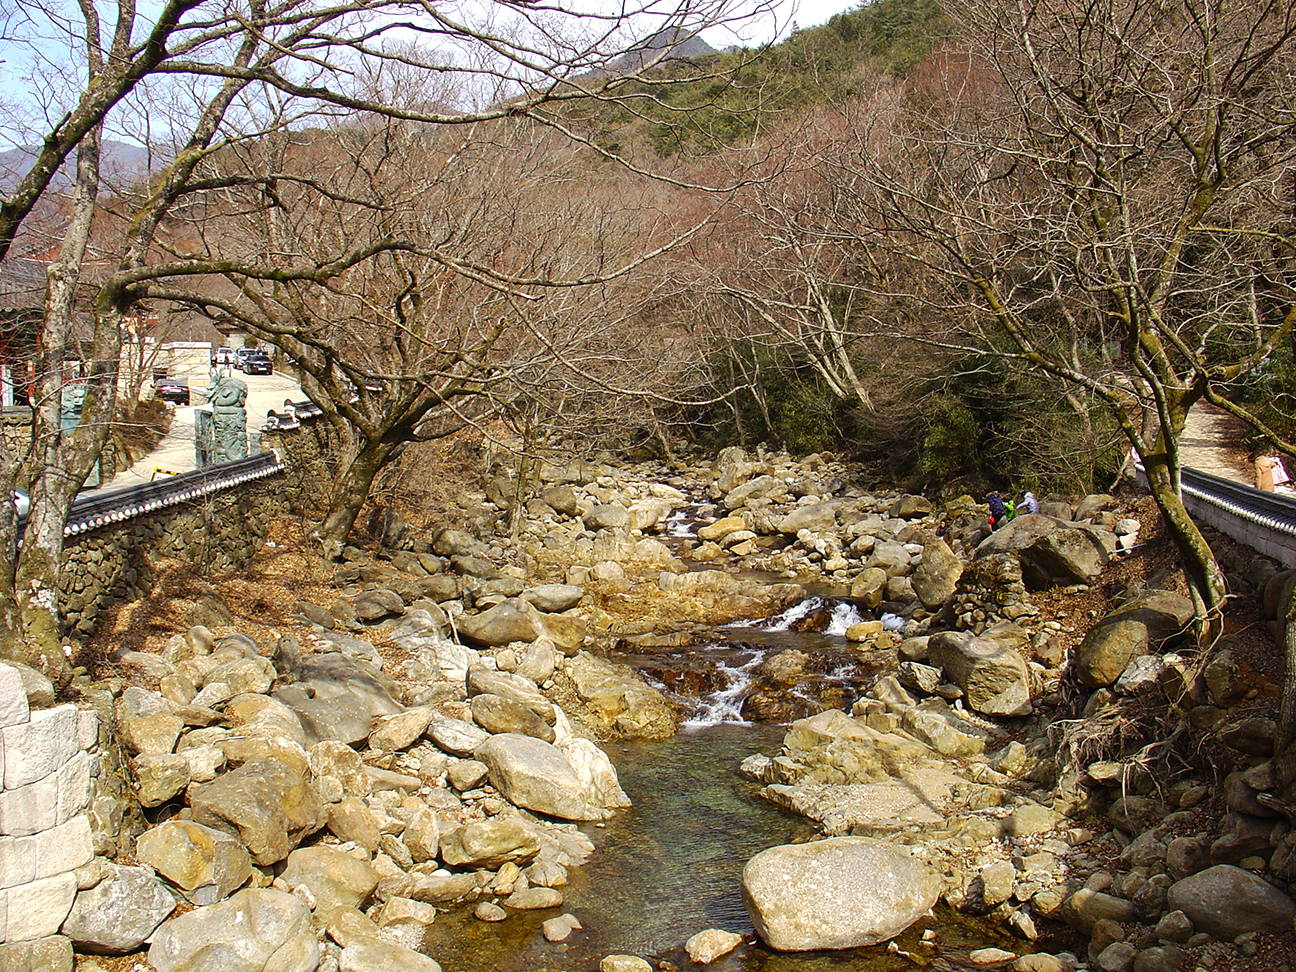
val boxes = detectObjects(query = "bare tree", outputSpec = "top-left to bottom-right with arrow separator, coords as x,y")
757,0 -> 1296,637
0,0 -> 776,673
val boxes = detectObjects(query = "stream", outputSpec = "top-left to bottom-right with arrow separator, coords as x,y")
427,504 -> 1010,971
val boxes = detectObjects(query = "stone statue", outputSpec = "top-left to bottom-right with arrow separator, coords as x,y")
205,368 -> 248,462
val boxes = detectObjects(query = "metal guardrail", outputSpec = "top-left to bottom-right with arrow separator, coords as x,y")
1136,463 -> 1296,567
15,450 -> 286,539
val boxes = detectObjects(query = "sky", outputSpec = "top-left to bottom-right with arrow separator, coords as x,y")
705,0 -> 863,48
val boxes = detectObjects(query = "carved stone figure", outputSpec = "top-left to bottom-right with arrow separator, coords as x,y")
205,369 -> 248,462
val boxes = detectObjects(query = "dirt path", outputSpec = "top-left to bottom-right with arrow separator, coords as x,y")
1180,403 -> 1254,486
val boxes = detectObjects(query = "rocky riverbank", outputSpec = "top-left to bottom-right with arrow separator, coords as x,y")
3,445 -> 1293,972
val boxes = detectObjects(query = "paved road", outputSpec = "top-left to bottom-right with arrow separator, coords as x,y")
1179,403 -> 1254,487
103,371 -> 303,489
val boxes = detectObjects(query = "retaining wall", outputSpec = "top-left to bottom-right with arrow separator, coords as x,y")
0,667 -> 97,969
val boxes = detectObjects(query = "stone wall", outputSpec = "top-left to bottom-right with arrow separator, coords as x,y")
0,667 -> 97,970
59,481 -> 289,640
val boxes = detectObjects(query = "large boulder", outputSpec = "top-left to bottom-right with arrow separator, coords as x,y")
457,599 -> 547,647
149,888 -> 317,972
1166,865 -> 1296,939
281,845 -> 380,914
425,715 -> 490,758
522,584 -> 584,613
470,694 -> 555,742
189,758 -> 325,866
1075,620 -> 1149,688
274,652 -> 403,747
61,863 -> 176,954
135,820 -> 253,906
927,630 -> 1032,716
911,537 -> 963,610
1102,590 -> 1195,647
439,818 -> 541,869
583,504 -> 631,531
563,652 -> 675,738
475,733 -> 622,821
742,837 -> 941,950
466,668 -> 555,722
777,503 -> 837,534
1018,525 -> 1114,588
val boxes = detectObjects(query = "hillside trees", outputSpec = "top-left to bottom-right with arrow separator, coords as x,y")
752,0 -> 1296,637
0,0 -> 770,674
145,118 -> 711,555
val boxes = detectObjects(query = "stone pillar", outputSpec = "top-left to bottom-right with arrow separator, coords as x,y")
0,666 -> 96,971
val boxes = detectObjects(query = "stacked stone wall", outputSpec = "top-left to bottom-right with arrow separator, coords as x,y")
0,667 -> 98,970
260,419 -> 339,514
58,479 -> 290,641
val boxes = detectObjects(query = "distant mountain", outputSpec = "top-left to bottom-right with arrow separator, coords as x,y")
605,27 -> 717,74
0,139 -> 155,192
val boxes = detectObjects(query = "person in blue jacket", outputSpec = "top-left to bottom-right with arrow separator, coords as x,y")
987,490 -> 1008,529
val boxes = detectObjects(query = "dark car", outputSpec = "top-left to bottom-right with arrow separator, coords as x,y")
236,349 -> 273,375
154,378 -> 190,405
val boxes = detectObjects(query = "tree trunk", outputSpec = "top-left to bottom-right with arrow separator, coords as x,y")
315,439 -> 398,561
1140,454 -> 1227,642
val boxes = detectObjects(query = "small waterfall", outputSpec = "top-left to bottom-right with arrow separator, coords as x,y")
823,601 -> 866,636
680,647 -> 767,727
663,501 -> 718,539
761,595 -> 831,631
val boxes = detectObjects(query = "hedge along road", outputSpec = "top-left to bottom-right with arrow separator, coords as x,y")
104,370 -> 303,490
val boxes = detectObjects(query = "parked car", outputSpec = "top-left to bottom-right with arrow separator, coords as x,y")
211,346 -> 238,368
235,349 -> 273,375
154,378 -> 190,405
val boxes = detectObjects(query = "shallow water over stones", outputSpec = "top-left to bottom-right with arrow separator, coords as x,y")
426,724 -> 1008,972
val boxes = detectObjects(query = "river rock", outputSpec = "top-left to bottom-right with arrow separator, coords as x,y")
1166,865 -> 1296,939
543,913 -> 582,941
189,758 -> 325,865
1017,525 -> 1112,588
340,939 -> 441,972
601,956 -> 653,972
685,929 -> 743,963
927,630 -> 1032,716
274,652 -> 403,747
523,584 -> 584,612
439,818 -> 541,868
467,668 -> 555,722
133,753 -> 191,808
850,568 -> 888,608
224,694 -> 306,747
148,888 -> 317,972
281,845 -> 380,914
60,863 -> 176,954
369,707 -> 434,752
741,836 -> 941,950
327,796 -> 381,851
308,740 -> 372,796
697,516 -> 748,542
1102,590 -> 1195,646
426,714 -> 490,757
582,504 -> 630,531
458,598 -> 547,647
563,652 -> 675,737
1075,620 -> 1149,688
778,503 -> 837,534
471,694 -> 555,742
911,537 -> 963,609
476,733 -> 619,820
135,819 -> 253,906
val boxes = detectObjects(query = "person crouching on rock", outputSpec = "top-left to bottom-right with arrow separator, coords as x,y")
987,490 -> 1007,529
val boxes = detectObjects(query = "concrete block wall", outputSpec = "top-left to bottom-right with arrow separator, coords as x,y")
0,666 -> 95,969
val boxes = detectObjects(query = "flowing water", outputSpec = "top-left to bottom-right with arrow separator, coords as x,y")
425,510 -> 1010,971
426,723 -> 1004,972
